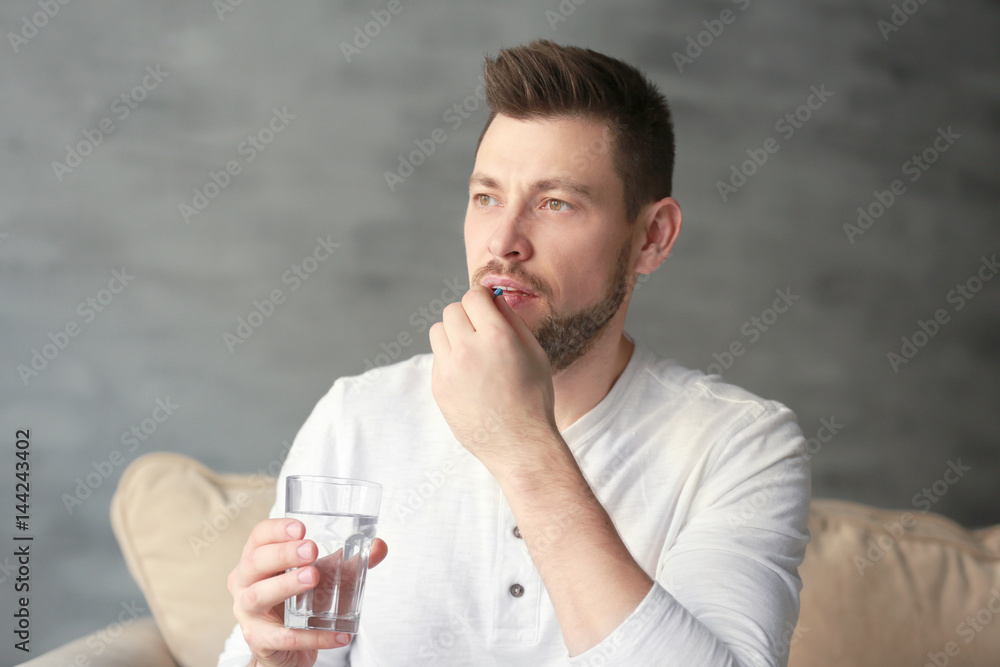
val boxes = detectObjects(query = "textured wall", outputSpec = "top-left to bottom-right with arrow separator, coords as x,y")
1,0 -> 998,661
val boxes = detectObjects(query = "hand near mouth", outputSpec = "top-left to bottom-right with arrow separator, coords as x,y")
428,285 -> 560,477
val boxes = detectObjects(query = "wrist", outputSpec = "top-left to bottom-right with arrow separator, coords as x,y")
489,426 -> 575,489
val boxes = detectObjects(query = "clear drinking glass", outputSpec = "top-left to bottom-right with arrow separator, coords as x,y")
284,475 -> 382,633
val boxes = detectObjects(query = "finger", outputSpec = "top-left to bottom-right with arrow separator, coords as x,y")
238,565 -> 321,617
491,287 -> 538,349
459,285 -> 503,332
303,539 -> 386,614
441,299 -> 475,337
232,537 -> 317,591
369,538 -> 388,568
248,620 -> 354,654
465,286 -> 535,348
466,286 -> 539,357
242,518 -> 306,561
428,321 -> 451,356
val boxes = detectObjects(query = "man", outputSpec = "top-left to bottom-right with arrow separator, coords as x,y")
221,40 -> 810,666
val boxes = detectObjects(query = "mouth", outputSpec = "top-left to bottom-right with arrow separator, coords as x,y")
481,276 -> 537,298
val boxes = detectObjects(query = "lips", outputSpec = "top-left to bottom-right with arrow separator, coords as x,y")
480,276 -> 536,297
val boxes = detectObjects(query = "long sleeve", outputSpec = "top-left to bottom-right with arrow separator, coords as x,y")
568,404 -> 811,667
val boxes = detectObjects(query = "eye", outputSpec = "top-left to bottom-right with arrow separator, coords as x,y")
474,194 -> 500,207
543,198 -> 572,211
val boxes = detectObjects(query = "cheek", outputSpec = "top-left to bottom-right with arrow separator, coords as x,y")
463,222 -> 482,255
564,240 -> 625,300
463,221 -> 490,272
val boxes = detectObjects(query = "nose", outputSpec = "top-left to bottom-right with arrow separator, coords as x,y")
487,209 -> 533,262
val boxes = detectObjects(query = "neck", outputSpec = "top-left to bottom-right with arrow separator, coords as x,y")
550,326 -> 635,432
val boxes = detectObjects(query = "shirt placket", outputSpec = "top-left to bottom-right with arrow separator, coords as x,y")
490,492 -> 541,645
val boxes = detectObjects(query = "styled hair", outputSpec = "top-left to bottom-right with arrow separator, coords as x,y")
475,39 -> 675,223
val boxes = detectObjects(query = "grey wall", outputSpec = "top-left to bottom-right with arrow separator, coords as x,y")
2,0 -> 998,662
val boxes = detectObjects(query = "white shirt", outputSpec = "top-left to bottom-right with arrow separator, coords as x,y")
219,337 -> 811,667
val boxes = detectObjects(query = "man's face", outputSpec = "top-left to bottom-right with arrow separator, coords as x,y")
465,114 -> 636,372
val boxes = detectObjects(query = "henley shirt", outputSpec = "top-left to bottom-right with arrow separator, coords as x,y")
219,337 -> 811,666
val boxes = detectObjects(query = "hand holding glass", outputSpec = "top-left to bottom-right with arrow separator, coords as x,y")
284,475 -> 382,634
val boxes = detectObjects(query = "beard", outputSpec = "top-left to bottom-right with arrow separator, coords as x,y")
473,239 -> 633,373
534,241 -> 631,372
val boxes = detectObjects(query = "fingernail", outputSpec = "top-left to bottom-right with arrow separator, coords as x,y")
297,542 -> 312,560
286,522 -> 300,539
297,568 -> 314,584
335,632 -> 352,644
493,287 -> 503,299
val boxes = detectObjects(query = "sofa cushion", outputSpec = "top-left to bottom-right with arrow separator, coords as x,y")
110,452 -> 275,667
111,453 -> 1000,667
790,499 -> 1000,666
19,616 -> 179,667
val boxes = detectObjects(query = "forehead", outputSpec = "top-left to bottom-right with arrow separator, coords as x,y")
474,114 -> 619,194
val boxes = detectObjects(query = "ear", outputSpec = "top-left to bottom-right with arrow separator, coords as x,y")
634,196 -> 682,275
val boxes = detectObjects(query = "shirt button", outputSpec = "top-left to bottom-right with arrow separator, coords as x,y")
509,583 -> 524,598
513,526 -> 522,539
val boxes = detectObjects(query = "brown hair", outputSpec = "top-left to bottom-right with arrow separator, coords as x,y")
475,39 -> 675,224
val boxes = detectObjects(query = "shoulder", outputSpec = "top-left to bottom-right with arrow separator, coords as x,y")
287,353 -> 437,463
339,352 -> 434,394
628,341 -> 805,461
311,352 -> 435,416
632,342 -> 793,423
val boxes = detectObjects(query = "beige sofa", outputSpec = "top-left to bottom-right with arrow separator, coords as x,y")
22,452 -> 1000,667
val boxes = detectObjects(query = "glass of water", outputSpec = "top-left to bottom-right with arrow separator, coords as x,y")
284,475 -> 382,634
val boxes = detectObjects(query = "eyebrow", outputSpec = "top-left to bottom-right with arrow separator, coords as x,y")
468,172 -> 596,204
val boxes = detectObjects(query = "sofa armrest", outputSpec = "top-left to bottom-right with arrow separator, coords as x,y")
18,616 -> 178,667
